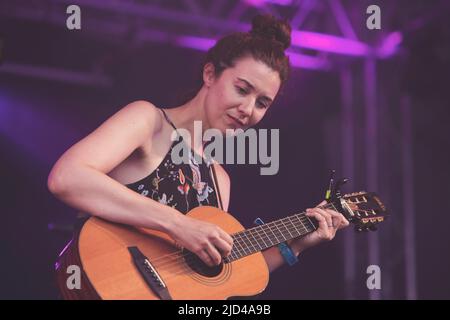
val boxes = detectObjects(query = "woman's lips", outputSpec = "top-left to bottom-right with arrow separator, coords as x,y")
226,114 -> 243,129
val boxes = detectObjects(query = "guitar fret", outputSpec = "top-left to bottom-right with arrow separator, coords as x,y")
243,230 -> 258,253
248,229 -> 263,252
278,219 -> 291,242
240,233 -> 253,255
273,220 -> 288,243
256,225 -> 271,249
232,233 -> 248,258
293,215 -> 307,234
287,216 -> 302,237
228,212 -> 320,262
280,218 -> 294,239
298,214 -> 316,232
225,195 -> 386,263
266,222 -> 281,245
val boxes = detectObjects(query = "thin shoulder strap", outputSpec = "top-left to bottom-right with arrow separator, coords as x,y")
210,163 -> 224,211
160,108 -> 178,130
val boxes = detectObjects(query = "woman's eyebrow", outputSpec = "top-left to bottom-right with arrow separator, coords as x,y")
236,77 -> 273,102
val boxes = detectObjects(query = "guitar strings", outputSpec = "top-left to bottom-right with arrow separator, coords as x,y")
151,216 -> 316,279
144,203 -> 338,268
148,203 -> 360,279
147,211 -> 313,266
149,202 -> 382,280
147,202 -> 338,266
145,215 -> 313,277
147,215 -> 315,275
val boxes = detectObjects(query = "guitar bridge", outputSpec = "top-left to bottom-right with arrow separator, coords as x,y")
128,246 -> 172,300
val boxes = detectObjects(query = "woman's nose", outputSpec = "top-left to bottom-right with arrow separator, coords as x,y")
237,99 -> 254,118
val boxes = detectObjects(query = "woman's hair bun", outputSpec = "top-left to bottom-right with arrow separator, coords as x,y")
250,14 -> 292,50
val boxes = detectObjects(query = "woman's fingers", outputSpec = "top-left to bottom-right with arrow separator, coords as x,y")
218,228 -> 234,247
326,209 -> 349,229
312,207 -> 334,228
211,237 -> 233,258
206,242 -> 224,266
305,209 -> 332,239
315,200 -> 350,230
182,219 -> 233,266
316,200 -> 327,207
195,242 -> 222,267
197,227 -> 233,266
198,248 -> 216,267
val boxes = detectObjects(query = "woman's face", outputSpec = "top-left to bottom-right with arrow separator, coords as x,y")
203,56 -> 281,134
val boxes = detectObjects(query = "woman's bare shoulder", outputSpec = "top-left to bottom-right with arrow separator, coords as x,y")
119,100 -> 164,134
49,100 -> 165,175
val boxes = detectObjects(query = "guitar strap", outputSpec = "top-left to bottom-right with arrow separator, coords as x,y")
210,163 -> 224,211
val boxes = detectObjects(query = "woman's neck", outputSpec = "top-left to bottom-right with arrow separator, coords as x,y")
166,87 -> 210,155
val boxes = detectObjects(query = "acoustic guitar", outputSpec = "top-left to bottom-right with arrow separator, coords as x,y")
55,190 -> 387,300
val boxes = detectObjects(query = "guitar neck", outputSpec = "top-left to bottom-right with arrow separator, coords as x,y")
226,203 -> 338,263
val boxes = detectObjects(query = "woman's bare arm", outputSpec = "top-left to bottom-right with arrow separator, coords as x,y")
47,101 -> 183,232
47,101 -> 233,266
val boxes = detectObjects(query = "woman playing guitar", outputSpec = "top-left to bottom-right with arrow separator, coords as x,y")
48,14 -> 350,299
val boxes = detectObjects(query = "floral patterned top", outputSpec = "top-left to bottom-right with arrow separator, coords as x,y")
125,109 -> 220,214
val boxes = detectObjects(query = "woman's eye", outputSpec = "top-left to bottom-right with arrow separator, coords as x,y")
236,86 -> 268,108
257,101 -> 268,109
236,86 -> 247,95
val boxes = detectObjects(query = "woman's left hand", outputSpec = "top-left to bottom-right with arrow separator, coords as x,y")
289,201 -> 350,255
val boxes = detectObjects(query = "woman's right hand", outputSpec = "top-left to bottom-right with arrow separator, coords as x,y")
168,215 -> 234,267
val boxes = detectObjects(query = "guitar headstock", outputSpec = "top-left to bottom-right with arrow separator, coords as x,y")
338,191 -> 388,232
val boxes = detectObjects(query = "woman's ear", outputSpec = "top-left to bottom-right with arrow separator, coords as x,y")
202,62 -> 216,87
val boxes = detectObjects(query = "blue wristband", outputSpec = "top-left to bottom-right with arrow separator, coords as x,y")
277,242 -> 298,266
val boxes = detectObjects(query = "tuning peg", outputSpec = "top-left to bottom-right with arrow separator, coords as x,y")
333,177 -> 349,200
335,178 -> 349,188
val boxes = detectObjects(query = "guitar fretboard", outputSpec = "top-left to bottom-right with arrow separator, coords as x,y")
226,203 -> 338,262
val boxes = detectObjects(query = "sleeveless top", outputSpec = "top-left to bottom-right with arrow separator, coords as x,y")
125,109 -> 222,214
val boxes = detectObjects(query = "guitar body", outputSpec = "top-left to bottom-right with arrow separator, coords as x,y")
55,190 -> 386,299
55,206 -> 270,300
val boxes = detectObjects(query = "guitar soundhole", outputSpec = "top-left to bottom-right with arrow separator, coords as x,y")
183,249 -> 223,277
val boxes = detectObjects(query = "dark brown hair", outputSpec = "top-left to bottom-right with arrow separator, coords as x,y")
177,14 -> 292,104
